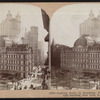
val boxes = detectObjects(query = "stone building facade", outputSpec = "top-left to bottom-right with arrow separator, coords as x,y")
0,36 -> 33,78
61,35 -> 100,72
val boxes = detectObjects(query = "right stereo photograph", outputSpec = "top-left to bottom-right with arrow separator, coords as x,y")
50,3 -> 100,90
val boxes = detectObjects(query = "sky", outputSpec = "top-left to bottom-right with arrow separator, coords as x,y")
0,3 -> 48,57
50,3 -> 100,47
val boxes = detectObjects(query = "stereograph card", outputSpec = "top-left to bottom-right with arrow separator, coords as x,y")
0,2 -> 99,98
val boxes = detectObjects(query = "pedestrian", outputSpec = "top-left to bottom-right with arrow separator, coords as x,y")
19,86 -> 22,90
14,86 -> 17,90
42,78 -> 46,90
24,85 -> 27,89
18,84 -> 22,90
38,66 -> 41,72
29,84 -> 33,89
33,87 -> 35,90
96,85 -> 99,89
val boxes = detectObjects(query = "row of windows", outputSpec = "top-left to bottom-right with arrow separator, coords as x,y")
0,65 -> 27,71
74,59 -> 100,63
89,59 -> 100,63
0,60 -> 27,65
6,66 -> 19,70
0,65 -> 20,71
7,55 -> 21,59
89,53 -> 100,58
7,48 -> 28,52
74,59 -> 86,62
61,58 -> 86,62
61,53 -> 87,58
62,48 -> 88,52
6,60 -> 22,64
75,53 -> 87,57
61,59 -> 72,62
61,63 -> 100,70
7,60 -> 27,65
74,48 -> 87,52
61,53 -> 100,58
0,55 -> 26,59
6,55 -> 26,59
74,65 -> 100,70
88,65 -> 100,69
61,58 -> 100,63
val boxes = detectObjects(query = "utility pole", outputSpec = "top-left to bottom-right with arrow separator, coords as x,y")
48,21 -> 51,89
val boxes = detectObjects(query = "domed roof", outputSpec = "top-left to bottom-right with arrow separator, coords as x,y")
74,35 -> 87,47
74,35 -> 95,47
0,37 -> 5,47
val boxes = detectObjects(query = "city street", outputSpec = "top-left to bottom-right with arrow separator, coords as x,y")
0,65 -> 50,90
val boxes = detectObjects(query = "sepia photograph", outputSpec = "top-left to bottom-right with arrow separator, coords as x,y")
0,3 -> 50,90
51,3 -> 100,90
1,2 -> 100,98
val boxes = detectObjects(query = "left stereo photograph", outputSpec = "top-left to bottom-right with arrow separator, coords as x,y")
0,3 -> 50,90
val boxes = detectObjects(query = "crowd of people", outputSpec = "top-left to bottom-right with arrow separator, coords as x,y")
10,65 -> 50,90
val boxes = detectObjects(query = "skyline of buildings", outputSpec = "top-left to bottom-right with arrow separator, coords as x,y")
51,10 -> 100,71
0,9 -> 47,86
0,10 -> 46,67
51,10 -> 100,90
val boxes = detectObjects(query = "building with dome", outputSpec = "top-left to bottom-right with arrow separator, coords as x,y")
61,35 -> 100,71
0,36 -> 33,78
59,10 -> 100,71
0,10 -> 21,42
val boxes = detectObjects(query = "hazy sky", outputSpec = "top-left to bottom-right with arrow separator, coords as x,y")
51,3 -> 100,47
0,3 -> 48,57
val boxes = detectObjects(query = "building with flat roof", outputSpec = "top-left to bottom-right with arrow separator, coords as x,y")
25,26 -> 38,66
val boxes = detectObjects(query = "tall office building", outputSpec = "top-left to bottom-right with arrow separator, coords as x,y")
0,10 -> 21,41
25,26 -> 38,66
38,41 -> 44,65
80,10 -> 100,41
